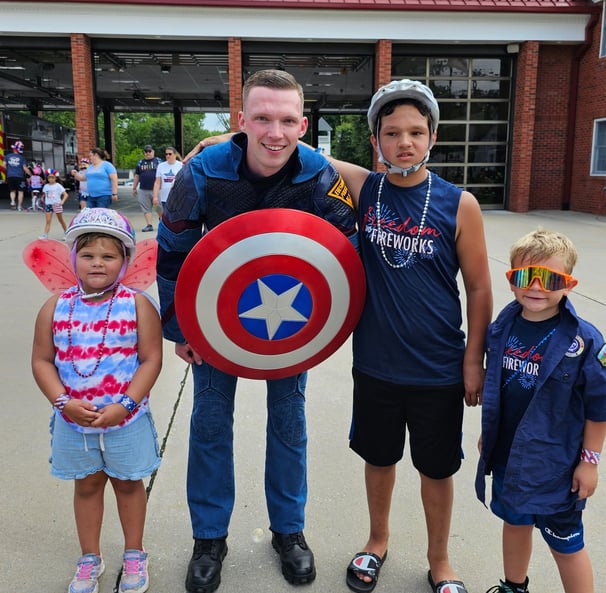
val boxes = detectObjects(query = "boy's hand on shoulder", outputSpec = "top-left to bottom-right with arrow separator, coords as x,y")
571,461 -> 599,499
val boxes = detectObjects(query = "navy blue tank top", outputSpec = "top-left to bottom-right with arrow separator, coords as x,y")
353,171 -> 465,385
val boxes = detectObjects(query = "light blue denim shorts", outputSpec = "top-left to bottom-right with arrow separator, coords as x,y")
49,411 -> 161,480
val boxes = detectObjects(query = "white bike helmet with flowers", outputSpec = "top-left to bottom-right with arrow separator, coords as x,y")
367,79 -> 440,177
65,208 -> 136,297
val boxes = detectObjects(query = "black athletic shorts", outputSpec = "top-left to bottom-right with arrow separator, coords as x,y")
349,367 -> 464,479
7,177 -> 26,192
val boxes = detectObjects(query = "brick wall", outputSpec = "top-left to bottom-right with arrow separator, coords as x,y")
70,34 -> 97,157
228,38 -> 243,132
372,40 -> 392,171
375,39 -> 392,92
529,44 -> 574,210
509,41 -> 539,212
571,9 -> 606,214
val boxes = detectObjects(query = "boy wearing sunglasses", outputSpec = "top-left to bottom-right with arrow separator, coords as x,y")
476,228 -> 606,593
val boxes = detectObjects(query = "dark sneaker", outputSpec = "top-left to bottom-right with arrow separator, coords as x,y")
271,530 -> 316,585
486,585 -> 513,593
141,225 -> 153,232
185,537 -> 228,593
485,580 -> 529,593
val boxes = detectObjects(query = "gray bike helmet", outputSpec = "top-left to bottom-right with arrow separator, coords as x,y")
367,79 -> 440,176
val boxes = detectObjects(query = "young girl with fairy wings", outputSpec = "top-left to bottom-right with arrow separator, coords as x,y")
29,208 -> 162,593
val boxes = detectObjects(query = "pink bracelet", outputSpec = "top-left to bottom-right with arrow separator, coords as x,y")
580,448 -> 601,464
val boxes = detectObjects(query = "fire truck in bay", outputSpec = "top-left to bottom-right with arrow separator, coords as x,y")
0,111 -> 78,200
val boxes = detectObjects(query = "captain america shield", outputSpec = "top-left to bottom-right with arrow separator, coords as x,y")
174,209 -> 366,379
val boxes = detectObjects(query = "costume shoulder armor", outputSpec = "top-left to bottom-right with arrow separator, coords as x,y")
164,163 -> 204,222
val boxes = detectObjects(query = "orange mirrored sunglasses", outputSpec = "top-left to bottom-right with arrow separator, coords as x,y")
506,266 -> 575,291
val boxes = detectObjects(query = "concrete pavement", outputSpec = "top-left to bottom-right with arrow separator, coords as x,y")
1,191 -> 605,593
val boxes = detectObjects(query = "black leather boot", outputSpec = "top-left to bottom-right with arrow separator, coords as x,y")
271,530 -> 316,585
185,537 -> 228,593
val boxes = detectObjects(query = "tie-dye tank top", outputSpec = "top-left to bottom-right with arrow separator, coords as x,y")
53,284 -> 149,433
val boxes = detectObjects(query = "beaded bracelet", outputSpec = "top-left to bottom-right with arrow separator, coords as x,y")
118,394 -> 138,413
53,393 -> 72,412
580,448 -> 601,464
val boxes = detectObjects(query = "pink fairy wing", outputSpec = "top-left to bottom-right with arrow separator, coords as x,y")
123,238 -> 158,291
23,239 -> 77,293
23,237 -> 157,294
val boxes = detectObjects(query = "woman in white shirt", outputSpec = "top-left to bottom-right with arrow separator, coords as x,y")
152,146 -> 183,218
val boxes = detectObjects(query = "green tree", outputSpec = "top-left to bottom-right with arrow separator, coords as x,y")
324,114 -> 373,170
38,111 -> 76,128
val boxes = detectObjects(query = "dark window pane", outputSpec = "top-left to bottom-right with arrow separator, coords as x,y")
468,145 -> 507,163
468,166 -> 505,184
471,58 -> 505,77
392,56 -> 426,77
431,166 -> 464,184
431,145 -> 465,163
431,79 -> 468,99
438,123 -> 466,142
474,186 -> 504,206
471,79 -> 510,99
440,102 -> 467,120
469,101 -> 509,121
429,57 -> 468,77
469,123 -> 508,142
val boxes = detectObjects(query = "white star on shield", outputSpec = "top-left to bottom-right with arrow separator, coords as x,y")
239,278 -> 309,340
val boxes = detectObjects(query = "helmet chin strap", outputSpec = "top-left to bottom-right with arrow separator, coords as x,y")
377,148 -> 431,177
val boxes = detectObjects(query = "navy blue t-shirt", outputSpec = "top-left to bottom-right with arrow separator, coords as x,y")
492,313 -> 559,465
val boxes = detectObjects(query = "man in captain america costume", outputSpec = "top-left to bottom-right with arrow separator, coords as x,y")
156,69 -> 357,593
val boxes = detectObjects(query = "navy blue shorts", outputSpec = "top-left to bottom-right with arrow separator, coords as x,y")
491,465 -> 585,554
349,368 -> 464,478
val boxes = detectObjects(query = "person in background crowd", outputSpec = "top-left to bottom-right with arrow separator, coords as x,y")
71,148 -> 118,208
28,164 -> 45,211
77,157 -> 90,210
6,139 -> 31,211
133,145 -> 161,232
152,146 -> 182,219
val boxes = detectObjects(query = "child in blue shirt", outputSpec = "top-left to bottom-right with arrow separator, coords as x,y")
476,228 -> 606,593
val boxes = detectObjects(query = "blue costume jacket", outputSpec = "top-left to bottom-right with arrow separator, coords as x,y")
156,133 -> 357,343
476,297 -> 606,515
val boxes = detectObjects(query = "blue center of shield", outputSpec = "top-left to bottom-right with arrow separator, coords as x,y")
238,274 -> 312,340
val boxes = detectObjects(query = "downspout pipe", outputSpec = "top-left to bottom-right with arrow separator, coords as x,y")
562,10 -> 599,210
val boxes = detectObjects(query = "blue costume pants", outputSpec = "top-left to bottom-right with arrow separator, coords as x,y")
187,362 -> 308,538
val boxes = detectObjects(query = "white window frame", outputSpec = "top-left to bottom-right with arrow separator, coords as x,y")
591,118 -> 606,175
601,0 -> 606,59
